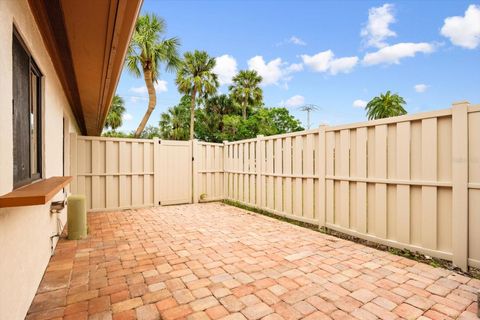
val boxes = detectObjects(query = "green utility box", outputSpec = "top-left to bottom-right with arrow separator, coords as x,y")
67,195 -> 87,240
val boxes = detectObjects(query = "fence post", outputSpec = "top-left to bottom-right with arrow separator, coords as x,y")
256,135 -> 264,208
153,137 -> 161,206
452,101 -> 469,270
69,132 -> 78,194
192,139 -> 199,204
318,125 -> 327,228
223,141 -> 228,200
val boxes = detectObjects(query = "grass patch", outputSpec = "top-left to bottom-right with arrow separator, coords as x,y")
221,199 -> 480,280
222,199 -> 319,231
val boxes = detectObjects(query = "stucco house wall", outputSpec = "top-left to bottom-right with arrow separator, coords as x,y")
0,0 -> 80,318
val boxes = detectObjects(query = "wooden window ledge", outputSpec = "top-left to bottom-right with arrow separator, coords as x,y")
0,176 -> 73,208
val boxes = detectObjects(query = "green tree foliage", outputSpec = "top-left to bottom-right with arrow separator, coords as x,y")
102,130 -> 131,138
195,94 -> 239,142
138,126 -> 161,139
104,95 -> 126,131
365,91 -> 407,120
221,107 -> 304,141
126,13 -> 180,137
159,94 -> 303,142
175,50 -> 219,140
229,70 -> 263,120
159,95 -> 191,140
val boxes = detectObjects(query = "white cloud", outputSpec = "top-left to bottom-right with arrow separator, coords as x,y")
361,3 -> 396,48
301,50 -> 359,74
414,84 -> 428,93
130,80 -> 168,94
302,50 -> 333,72
289,36 -> 306,46
129,96 -> 148,104
213,54 -> 238,85
286,63 -> 304,73
329,56 -> 360,75
363,42 -> 435,65
155,80 -> 168,92
123,113 -> 133,121
284,95 -> 305,107
247,56 -> 302,86
441,5 -> 480,49
353,99 -> 367,108
277,36 -> 307,46
130,86 -> 146,93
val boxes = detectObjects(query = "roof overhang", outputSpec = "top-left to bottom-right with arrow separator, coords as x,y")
28,0 -> 142,135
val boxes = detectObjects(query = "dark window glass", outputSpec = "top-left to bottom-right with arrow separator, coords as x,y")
12,28 -> 42,188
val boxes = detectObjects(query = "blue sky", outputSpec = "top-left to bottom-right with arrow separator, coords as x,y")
115,1 -> 480,132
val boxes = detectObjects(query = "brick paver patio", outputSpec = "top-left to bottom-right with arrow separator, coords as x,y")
27,203 -> 479,320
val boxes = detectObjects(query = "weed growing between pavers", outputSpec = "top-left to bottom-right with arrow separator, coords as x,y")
221,199 -> 480,280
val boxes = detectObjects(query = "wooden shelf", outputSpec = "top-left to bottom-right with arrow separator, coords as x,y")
0,176 -> 73,208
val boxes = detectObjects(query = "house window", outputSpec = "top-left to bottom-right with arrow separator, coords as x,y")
12,28 -> 42,188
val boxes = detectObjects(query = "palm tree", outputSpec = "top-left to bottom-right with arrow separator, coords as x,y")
126,14 -> 180,137
159,95 -> 191,140
365,91 -> 407,120
104,95 -> 126,130
229,70 -> 263,120
175,50 -> 219,140
196,94 -> 238,142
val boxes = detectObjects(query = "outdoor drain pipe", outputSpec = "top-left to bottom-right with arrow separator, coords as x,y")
49,196 -> 67,256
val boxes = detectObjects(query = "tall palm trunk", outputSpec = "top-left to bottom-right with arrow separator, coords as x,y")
189,86 -> 197,140
242,97 -> 247,120
135,69 -> 156,137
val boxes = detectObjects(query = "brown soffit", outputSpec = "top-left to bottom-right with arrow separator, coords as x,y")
27,0 -> 87,134
28,0 -> 143,136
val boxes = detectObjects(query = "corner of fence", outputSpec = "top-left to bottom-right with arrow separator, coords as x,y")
256,135 -> 265,208
222,140 -> 229,200
318,125 -> 327,229
153,137 -> 161,206
191,139 -> 199,204
451,101 -> 469,270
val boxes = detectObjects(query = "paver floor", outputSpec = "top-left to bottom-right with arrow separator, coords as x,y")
27,203 -> 479,320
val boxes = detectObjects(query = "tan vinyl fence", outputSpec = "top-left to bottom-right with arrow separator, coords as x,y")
223,130 -> 322,225
193,141 -> 225,202
222,101 -> 479,270
70,136 -> 195,210
69,101 -> 479,270
70,135 -> 156,211
322,102 -> 479,271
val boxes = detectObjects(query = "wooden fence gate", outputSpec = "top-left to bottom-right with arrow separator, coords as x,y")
69,135 -> 193,210
156,140 -> 192,205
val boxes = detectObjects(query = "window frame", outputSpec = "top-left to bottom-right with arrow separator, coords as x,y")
12,27 -> 43,189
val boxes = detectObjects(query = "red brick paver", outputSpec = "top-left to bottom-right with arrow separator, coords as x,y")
27,203 -> 478,319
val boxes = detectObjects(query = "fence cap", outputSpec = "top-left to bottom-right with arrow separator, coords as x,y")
452,100 -> 470,106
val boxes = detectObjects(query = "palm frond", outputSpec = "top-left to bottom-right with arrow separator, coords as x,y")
126,54 -> 142,78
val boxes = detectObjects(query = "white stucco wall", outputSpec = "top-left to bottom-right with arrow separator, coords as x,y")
0,0 -> 80,319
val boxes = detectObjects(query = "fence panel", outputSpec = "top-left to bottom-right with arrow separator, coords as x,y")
70,136 -> 156,211
158,140 -> 192,205
195,141 -> 224,202
224,131 -> 320,225
468,104 -> 480,268
323,107 -> 460,265
224,138 -> 258,207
